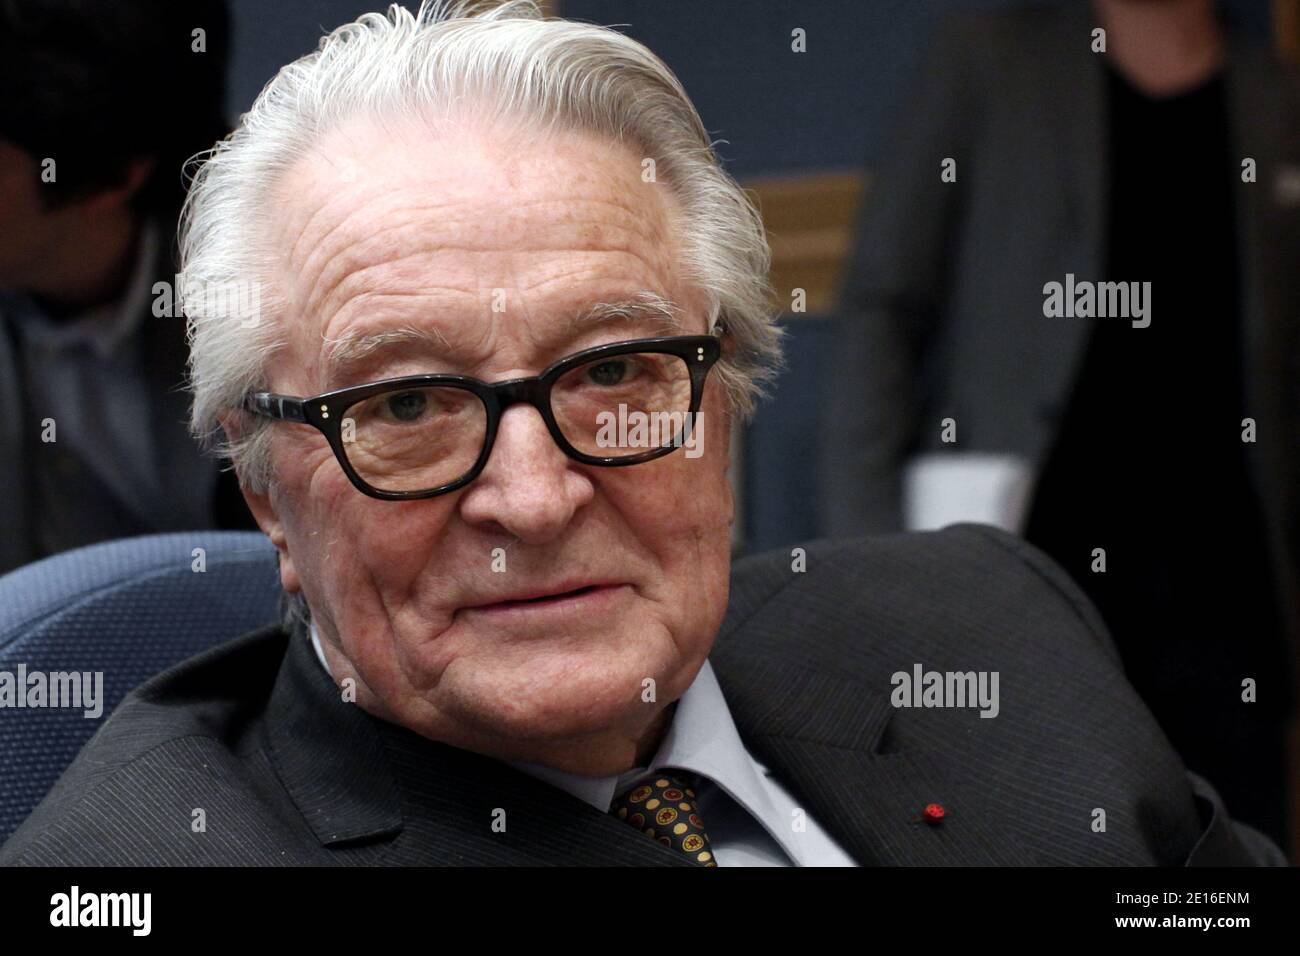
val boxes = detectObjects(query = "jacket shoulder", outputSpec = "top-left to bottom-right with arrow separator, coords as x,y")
722,523 -> 1119,668
719,527 -> 1283,865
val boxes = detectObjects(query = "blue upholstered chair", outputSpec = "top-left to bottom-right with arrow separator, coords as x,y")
0,532 -> 280,844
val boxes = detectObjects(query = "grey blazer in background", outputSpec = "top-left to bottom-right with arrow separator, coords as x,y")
819,6 -> 1300,631
0,224 -> 253,574
0,525 -> 1284,866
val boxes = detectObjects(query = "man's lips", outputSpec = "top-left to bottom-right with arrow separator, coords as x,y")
459,582 -> 629,615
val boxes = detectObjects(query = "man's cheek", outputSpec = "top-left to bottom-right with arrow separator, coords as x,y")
351,498 -> 457,571
301,443 -> 352,507
676,462 -> 732,532
633,463 -> 729,545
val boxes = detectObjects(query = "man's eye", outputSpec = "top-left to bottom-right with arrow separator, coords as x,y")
586,359 -> 634,387
384,391 -> 429,422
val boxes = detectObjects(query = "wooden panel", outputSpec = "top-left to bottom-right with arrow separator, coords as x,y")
1277,0 -> 1300,65
741,170 -> 869,317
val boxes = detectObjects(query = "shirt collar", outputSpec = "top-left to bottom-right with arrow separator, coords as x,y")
508,658 -> 803,863
504,659 -> 771,813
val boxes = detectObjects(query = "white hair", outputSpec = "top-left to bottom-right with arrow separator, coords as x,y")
181,0 -> 782,490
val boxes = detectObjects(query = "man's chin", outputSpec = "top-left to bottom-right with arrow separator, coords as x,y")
421,673 -> 671,765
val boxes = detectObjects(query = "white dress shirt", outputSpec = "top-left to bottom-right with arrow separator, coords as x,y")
309,625 -> 857,866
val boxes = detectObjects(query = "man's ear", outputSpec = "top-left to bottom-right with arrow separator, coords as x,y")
78,156 -> 156,215
218,412 -> 300,594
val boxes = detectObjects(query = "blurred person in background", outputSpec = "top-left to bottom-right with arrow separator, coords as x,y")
822,0 -> 1299,848
0,0 -> 252,576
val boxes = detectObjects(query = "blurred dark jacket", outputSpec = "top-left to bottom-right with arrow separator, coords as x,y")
822,4 -> 1300,657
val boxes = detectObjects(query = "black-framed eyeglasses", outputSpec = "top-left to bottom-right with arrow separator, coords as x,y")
244,332 -> 723,500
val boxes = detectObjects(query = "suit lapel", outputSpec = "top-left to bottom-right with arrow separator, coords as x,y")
712,656 -> 1033,865
379,725 -> 701,867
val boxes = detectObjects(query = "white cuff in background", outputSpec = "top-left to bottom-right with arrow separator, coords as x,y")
903,452 -> 1033,534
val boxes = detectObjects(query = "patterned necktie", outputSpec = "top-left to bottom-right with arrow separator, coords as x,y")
610,772 -> 717,866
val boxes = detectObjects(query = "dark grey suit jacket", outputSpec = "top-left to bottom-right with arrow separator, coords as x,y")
0,525 -> 1284,865
820,6 -> 1300,639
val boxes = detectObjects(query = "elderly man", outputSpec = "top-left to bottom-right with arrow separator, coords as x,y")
0,0 -> 1283,867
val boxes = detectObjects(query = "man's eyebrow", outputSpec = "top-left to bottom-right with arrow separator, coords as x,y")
566,293 -> 686,338
321,325 -> 451,385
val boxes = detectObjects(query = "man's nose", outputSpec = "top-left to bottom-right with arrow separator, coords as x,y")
457,403 -> 594,543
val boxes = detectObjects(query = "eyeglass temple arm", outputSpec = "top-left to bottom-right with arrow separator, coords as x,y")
246,392 -> 308,424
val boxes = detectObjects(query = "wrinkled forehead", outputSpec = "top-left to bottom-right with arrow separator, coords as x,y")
264,114 -> 697,383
